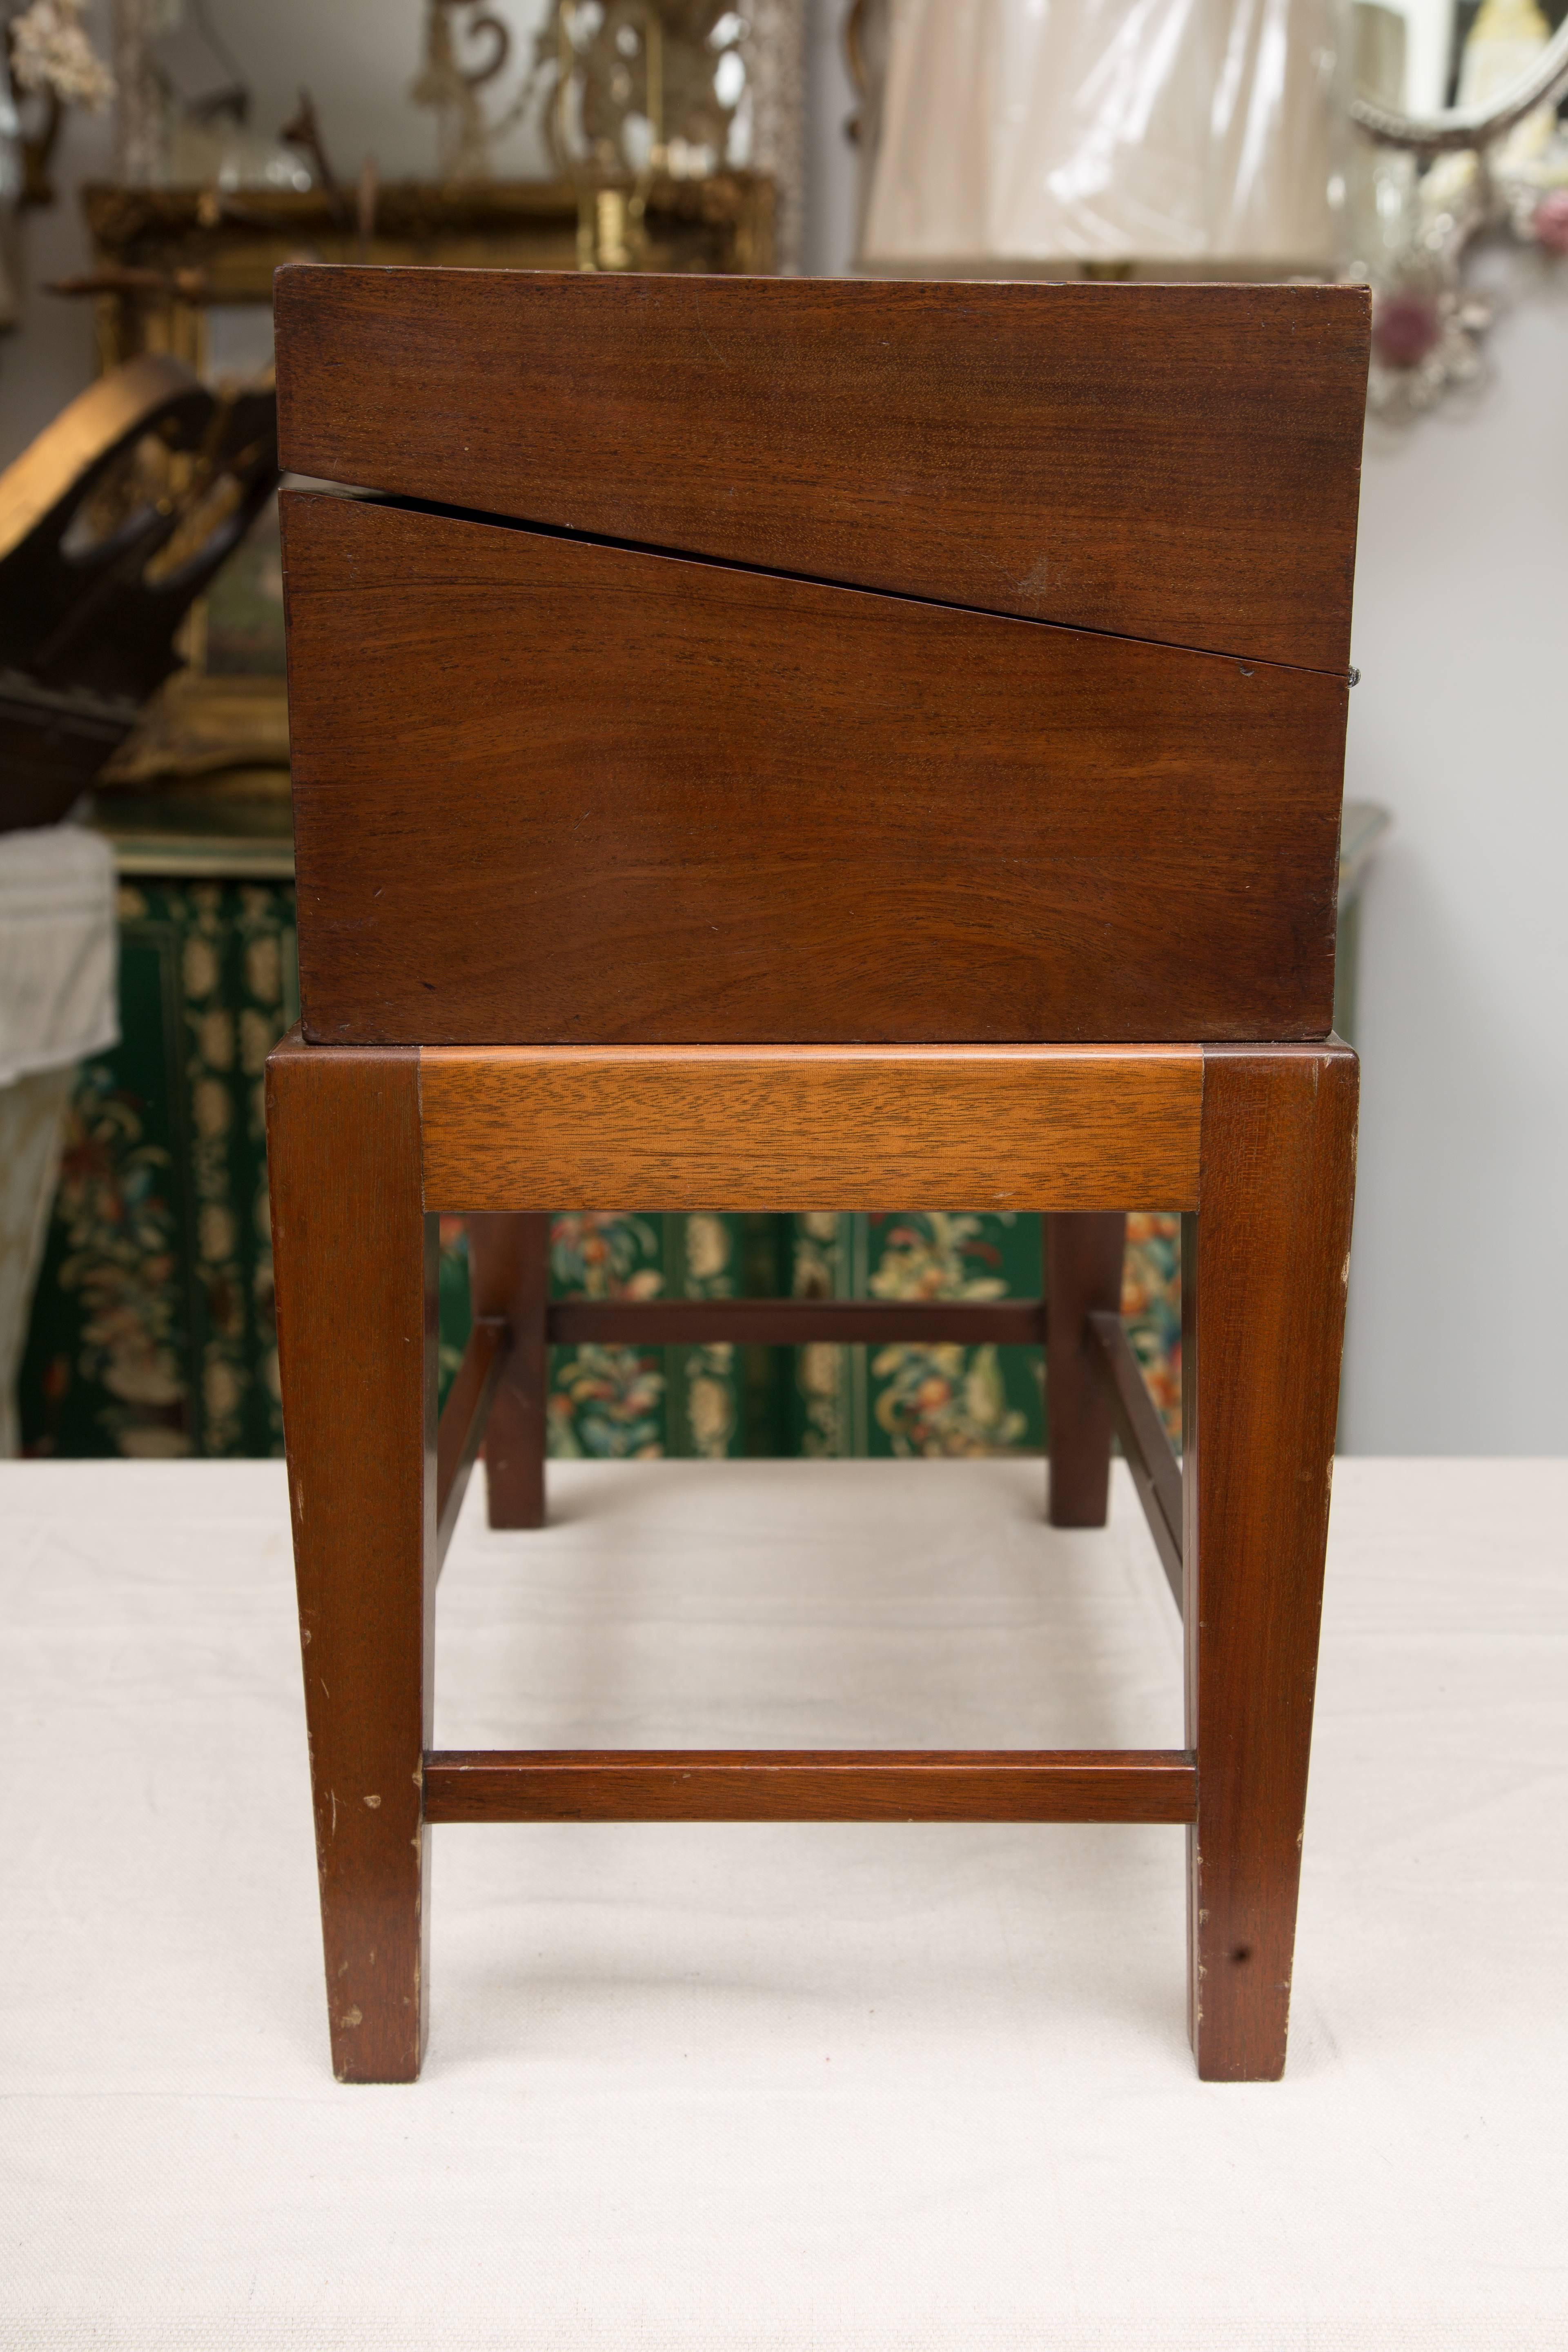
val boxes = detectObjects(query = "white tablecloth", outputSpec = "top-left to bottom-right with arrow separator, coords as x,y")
3,1455 -> 1565,2348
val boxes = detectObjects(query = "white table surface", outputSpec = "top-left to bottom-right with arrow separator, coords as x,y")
3,1454 -> 1565,2350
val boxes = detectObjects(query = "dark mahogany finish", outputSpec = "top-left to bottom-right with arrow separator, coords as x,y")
466,1213 -> 550,1530
423,1750 -> 1197,1825
548,1297 -> 1047,1347
267,1039 -> 434,2085
1088,1310 -> 1185,1608
434,1315 -> 506,1564
282,494 -> 1348,1047
267,270 -> 1366,2087
275,266 -> 1368,673
1183,1043 -> 1358,2080
1045,1213 -> 1128,1530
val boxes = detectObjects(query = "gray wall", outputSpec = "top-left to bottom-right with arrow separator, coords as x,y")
3,0 -> 1562,1453
804,0 -> 857,276
1339,269 -> 1568,1454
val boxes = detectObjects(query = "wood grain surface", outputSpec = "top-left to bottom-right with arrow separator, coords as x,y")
433,1315 -> 505,1565
466,1213 -> 550,1530
422,1749 -> 1198,1825
547,1298 -> 1047,1346
1184,1040 -> 1359,2081
274,267 -> 1368,672
283,494 -> 1348,1047
1088,1308 -> 1184,1609
266,1029 -> 436,2084
417,1044 -> 1202,1212
1045,1212 -> 1127,1531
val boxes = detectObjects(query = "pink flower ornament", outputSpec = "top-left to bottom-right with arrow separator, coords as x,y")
1372,292 -> 1443,369
1532,190 -> 1568,254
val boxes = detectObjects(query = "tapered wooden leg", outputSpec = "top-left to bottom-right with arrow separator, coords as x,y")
1184,1042 -> 1358,2081
468,1212 -> 550,1528
267,1034 -> 435,2084
1046,1212 -> 1127,1526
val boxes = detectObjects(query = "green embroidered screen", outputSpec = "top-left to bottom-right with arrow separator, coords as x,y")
20,880 -> 1183,1462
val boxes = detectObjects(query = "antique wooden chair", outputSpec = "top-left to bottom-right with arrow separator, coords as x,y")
267,266 -> 1369,2084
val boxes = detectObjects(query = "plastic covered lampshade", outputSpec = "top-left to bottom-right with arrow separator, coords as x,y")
860,0 -> 1341,274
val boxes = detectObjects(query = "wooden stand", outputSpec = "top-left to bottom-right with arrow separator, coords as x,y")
267,264 -> 1368,2085
270,1036 -> 1356,2083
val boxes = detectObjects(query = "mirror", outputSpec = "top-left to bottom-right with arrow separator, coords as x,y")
115,2 -> 805,266
1348,1 -> 1568,408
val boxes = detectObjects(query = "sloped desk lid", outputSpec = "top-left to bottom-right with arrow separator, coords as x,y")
274,269 -> 1369,678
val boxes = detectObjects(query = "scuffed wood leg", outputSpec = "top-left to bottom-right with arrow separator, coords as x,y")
1185,1043 -> 1358,2081
267,1034 -> 435,2083
467,1212 -> 550,1529
1046,1212 -> 1127,1526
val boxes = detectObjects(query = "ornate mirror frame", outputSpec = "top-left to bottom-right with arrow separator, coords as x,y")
1349,19 -> 1568,414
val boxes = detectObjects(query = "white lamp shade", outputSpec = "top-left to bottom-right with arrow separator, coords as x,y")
860,0 -> 1341,271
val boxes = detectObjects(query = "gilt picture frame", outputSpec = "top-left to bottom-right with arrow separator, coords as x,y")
83,174 -> 776,782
